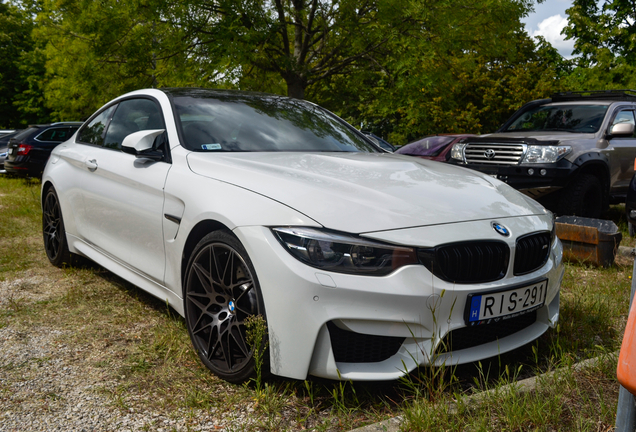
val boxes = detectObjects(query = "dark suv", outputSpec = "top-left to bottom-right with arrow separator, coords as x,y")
449,90 -> 636,218
5,122 -> 82,177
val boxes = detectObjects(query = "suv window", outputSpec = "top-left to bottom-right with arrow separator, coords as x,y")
103,99 -> 165,150
35,127 -> 78,142
504,104 -> 609,133
78,105 -> 117,146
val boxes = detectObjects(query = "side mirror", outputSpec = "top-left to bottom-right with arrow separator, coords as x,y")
121,129 -> 166,160
609,122 -> 635,137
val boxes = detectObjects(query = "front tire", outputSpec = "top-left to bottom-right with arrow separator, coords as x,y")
42,187 -> 71,267
558,174 -> 603,218
184,230 -> 267,383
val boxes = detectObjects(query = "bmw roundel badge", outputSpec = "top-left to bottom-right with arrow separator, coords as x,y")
228,300 -> 236,313
491,222 -> 510,237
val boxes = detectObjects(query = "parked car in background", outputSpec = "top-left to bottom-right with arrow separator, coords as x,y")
396,134 -> 475,162
361,131 -> 396,152
0,130 -> 15,137
42,88 -> 563,383
450,90 -> 636,218
5,122 -> 82,177
0,130 -> 24,173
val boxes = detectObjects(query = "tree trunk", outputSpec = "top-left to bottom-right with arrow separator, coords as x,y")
286,76 -> 306,99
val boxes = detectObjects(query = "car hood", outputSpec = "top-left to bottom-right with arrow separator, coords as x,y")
187,152 -> 546,233
479,131 -> 596,141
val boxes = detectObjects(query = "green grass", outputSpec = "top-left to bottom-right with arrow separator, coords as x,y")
0,174 -> 629,431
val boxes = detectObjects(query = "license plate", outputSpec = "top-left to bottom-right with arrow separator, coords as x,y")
465,279 -> 548,325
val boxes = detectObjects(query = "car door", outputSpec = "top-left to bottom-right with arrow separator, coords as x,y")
607,107 -> 636,196
73,98 -> 171,283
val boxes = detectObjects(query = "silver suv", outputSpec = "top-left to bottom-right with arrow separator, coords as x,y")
449,90 -> 636,218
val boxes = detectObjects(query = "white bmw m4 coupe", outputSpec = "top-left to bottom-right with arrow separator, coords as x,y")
42,88 -> 563,383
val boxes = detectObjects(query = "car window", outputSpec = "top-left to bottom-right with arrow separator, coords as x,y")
503,104 -> 609,133
396,136 -> 456,157
78,105 -> 117,146
103,98 -> 165,150
173,95 -> 378,152
12,127 -> 39,141
35,127 -> 78,142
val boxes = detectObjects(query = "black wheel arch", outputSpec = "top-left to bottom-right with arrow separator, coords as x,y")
41,180 -> 54,206
180,219 -> 232,294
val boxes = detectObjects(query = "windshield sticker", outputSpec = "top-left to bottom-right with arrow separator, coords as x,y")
202,143 -> 222,150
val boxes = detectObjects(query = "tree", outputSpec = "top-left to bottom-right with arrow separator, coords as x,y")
0,1 -> 49,127
311,1 -> 568,143
562,0 -> 636,89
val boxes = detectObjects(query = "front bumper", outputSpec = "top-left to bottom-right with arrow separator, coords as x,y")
451,160 -> 576,198
234,215 -> 564,381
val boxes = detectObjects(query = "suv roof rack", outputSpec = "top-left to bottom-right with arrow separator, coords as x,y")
551,90 -> 636,102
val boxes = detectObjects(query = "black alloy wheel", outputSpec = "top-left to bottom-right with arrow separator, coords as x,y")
42,187 -> 71,267
184,231 -> 266,383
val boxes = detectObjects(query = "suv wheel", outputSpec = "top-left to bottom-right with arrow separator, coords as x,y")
558,174 -> 603,218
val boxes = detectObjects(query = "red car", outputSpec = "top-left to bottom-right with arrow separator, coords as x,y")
396,134 -> 475,162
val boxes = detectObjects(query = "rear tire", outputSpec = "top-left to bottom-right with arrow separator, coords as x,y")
42,187 -> 71,267
558,174 -> 603,218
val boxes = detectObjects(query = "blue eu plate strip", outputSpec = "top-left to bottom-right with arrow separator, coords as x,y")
469,296 -> 481,322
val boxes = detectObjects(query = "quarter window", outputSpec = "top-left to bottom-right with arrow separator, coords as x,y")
103,99 -> 165,150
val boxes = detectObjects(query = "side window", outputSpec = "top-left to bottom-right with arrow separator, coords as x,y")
612,110 -> 636,137
35,127 -> 77,142
78,105 -> 117,146
103,98 -> 165,150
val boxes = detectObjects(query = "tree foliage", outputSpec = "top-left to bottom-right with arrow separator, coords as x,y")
312,1 -> 569,143
24,0 -> 579,139
0,0 -> 49,127
563,0 -> 636,90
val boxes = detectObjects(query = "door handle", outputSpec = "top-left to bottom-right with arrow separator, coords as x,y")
85,159 -> 98,171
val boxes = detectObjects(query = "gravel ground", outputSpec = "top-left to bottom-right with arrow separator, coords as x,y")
0,273 -> 259,432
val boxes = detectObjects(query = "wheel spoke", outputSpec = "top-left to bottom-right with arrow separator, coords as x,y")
186,293 -> 210,313
192,262 -> 213,294
234,282 -> 253,303
230,321 -> 250,359
218,323 -> 233,370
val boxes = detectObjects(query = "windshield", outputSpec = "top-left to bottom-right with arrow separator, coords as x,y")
172,94 -> 378,152
503,104 -> 609,133
396,136 -> 456,157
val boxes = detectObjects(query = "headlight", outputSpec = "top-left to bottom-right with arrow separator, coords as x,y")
521,145 -> 571,164
450,143 -> 467,161
271,227 -> 419,276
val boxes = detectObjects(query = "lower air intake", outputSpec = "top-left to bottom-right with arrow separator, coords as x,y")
326,321 -> 405,363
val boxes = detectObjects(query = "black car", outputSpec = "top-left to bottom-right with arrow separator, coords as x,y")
5,122 -> 82,176
0,130 -> 24,173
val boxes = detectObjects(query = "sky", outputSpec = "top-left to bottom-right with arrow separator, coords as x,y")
521,0 -> 575,57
